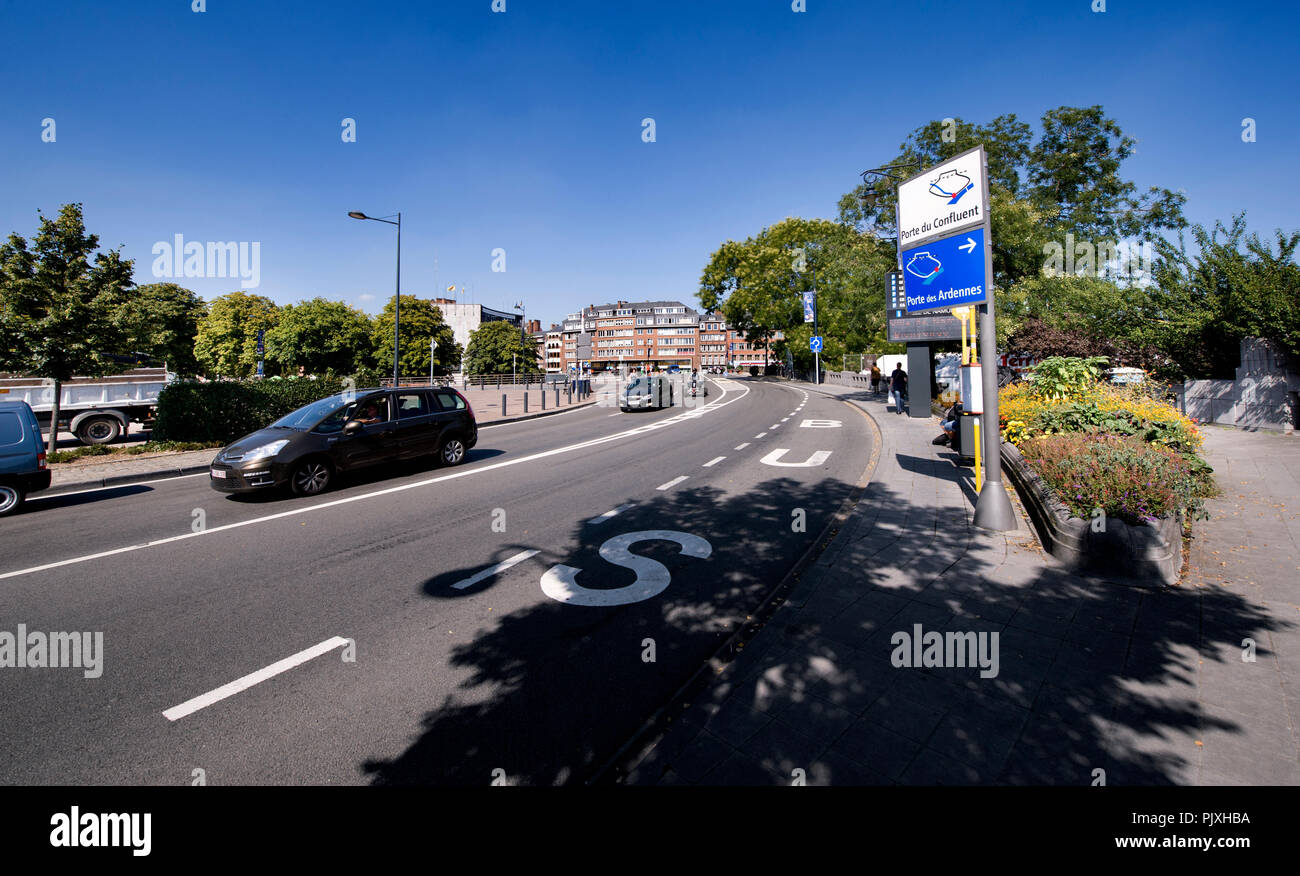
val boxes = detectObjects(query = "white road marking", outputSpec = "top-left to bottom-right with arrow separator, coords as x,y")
760,448 -> 833,468
540,531 -> 712,607
702,456 -> 725,467
0,381 -> 753,582
800,419 -> 842,428
755,432 -> 767,439
163,636 -> 349,721
657,476 -> 689,491
588,503 -> 635,525
733,443 -> 750,450
450,549 -> 542,590
770,424 -> 781,429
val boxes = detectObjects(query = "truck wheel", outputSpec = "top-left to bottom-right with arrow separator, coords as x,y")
0,485 -> 25,517
289,458 -> 332,496
77,416 -> 121,445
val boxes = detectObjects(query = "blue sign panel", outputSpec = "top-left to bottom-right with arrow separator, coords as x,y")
810,335 -> 824,353
900,227 -> 988,313
802,291 -> 815,323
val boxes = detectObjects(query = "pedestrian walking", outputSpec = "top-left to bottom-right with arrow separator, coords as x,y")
890,363 -> 907,415
870,364 -> 882,394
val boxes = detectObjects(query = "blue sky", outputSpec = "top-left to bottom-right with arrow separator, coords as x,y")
1,0 -> 1293,328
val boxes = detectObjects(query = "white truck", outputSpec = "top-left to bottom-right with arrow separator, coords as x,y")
0,368 -> 174,445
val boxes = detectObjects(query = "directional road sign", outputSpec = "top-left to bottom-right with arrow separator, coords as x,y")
899,227 -> 989,313
897,144 -> 987,250
809,335 -> 824,353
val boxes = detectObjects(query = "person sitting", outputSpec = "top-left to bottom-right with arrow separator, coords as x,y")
355,402 -> 383,424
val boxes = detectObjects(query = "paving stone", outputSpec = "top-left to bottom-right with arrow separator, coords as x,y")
829,719 -> 922,781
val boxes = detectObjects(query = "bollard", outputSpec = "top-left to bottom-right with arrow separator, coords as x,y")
541,389 -> 546,410
524,392 -> 529,413
501,393 -> 506,417
567,387 -> 572,405
555,386 -> 560,407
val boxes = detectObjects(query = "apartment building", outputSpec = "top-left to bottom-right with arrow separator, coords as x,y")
559,300 -> 703,373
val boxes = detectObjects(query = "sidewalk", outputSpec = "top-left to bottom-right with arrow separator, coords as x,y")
44,394 -> 597,496
622,382 -> 1300,785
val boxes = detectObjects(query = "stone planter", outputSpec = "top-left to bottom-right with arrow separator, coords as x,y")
1000,441 -> 1183,587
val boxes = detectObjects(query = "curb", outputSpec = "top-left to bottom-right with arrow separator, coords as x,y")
592,382 -> 882,784
42,400 -> 600,497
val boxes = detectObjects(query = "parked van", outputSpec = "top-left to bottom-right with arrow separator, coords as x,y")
0,400 -> 52,517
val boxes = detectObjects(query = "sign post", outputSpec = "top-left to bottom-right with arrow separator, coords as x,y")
896,144 -> 1014,531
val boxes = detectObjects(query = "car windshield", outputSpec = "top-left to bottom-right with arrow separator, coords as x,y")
269,394 -> 352,431
627,378 -> 646,392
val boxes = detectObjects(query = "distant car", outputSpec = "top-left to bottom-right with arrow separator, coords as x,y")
667,365 -> 681,374
0,400 -> 51,517
620,375 -> 674,412
209,387 -> 477,496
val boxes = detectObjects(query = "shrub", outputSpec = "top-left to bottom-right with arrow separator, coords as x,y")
1017,433 -> 1210,524
154,376 -> 346,444
998,380 -> 1202,454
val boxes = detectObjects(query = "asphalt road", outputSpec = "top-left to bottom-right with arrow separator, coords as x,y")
0,377 -> 873,785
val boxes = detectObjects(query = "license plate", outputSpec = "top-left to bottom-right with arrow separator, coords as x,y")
210,468 -> 227,479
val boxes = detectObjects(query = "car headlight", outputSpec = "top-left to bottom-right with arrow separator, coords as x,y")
241,440 -> 289,462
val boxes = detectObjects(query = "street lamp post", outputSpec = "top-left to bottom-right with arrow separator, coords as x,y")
430,338 -> 437,385
348,210 -> 401,386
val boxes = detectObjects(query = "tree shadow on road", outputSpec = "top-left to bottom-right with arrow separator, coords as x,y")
359,444 -> 1288,786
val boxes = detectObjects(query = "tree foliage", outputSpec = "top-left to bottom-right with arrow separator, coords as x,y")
463,319 -> 540,375
0,203 -> 134,381
114,282 -> 207,375
265,297 -> 373,377
369,295 -> 461,377
194,291 -> 280,378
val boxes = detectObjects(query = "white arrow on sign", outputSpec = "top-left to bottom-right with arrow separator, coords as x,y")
760,448 -> 832,467
959,237 -> 977,254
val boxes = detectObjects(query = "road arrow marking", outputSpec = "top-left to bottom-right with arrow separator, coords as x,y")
760,448 -> 833,468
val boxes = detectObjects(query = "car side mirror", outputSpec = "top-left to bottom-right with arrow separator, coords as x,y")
343,420 -> 363,436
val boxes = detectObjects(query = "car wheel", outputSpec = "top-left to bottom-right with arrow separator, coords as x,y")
77,416 -> 121,445
439,435 -> 466,466
0,485 -> 25,517
289,458 -> 332,496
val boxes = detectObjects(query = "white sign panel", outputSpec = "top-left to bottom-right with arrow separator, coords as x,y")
897,145 -> 987,250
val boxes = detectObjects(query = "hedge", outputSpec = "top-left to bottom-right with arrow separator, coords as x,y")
153,376 -> 346,444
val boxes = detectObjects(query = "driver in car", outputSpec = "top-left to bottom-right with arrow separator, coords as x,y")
355,402 -> 383,424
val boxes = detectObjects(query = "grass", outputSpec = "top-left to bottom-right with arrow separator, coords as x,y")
47,440 -> 222,464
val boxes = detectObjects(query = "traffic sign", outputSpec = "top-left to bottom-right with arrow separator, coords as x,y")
900,227 -> 989,313
897,145 -> 987,250
810,336 -> 823,353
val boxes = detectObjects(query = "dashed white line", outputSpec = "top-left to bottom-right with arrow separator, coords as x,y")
657,476 -> 689,491
163,636 -> 350,721
451,549 -> 542,589
703,456 -> 725,468
588,503 -> 635,525
734,443 -> 750,450
754,432 -> 767,439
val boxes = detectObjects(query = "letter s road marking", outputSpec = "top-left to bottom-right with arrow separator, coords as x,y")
540,530 -> 712,606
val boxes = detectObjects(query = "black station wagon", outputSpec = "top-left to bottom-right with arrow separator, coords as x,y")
209,387 -> 477,496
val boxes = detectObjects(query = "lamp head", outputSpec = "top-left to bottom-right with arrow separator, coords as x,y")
347,211 -> 368,220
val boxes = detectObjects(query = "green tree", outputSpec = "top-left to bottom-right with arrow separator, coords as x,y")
1149,214 -> 1300,378
194,291 -> 280,378
265,297 -> 373,376
463,319 -> 539,375
0,203 -> 134,454
369,295 -> 461,378
114,282 -> 207,375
